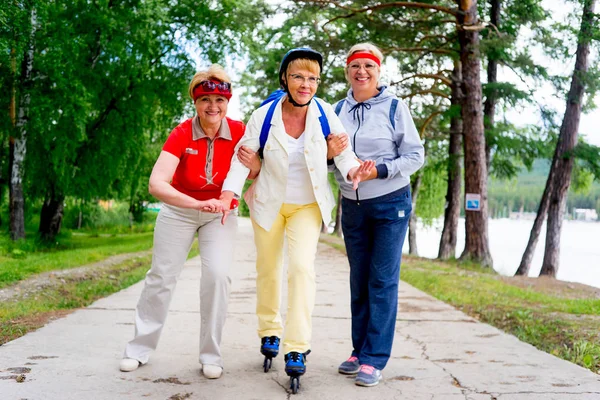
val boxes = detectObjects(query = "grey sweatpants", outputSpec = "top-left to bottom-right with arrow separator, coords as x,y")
123,203 -> 237,368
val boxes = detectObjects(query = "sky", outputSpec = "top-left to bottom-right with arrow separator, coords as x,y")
209,0 -> 600,146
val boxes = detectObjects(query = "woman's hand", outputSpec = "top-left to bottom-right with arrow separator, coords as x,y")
327,133 -> 349,159
198,198 -> 223,213
219,191 -> 236,225
348,160 -> 376,190
237,145 -> 261,179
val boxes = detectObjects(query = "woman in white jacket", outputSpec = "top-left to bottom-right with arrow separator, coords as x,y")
220,48 -> 373,381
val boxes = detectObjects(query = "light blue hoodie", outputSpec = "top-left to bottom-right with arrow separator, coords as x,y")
333,86 -> 425,201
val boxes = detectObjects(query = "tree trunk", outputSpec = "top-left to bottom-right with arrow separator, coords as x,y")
333,189 -> 343,237
39,193 -> 65,240
129,200 -> 145,223
483,0 -> 500,171
3,48 -> 17,230
457,0 -> 492,267
540,0 -> 595,277
10,7 -> 37,241
408,172 -> 422,255
515,176 -> 553,275
438,63 -> 463,260
321,222 -> 328,233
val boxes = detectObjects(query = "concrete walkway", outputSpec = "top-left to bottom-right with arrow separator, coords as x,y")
1,218 -> 599,400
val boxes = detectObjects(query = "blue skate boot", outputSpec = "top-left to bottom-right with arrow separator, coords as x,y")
284,350 -> 311,394
260,336 -> 280,372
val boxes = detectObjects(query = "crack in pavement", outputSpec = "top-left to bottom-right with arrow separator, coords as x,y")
496,391 -> 600,396
271,376 -> 292,399
405,334 -> 498,400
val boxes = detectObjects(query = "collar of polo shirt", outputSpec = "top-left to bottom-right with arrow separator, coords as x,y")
192,116 -> 233,141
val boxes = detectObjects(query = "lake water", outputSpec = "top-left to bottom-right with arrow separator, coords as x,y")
402,218 -> 600,289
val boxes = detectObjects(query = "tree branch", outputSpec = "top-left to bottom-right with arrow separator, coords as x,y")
295,0 -> 458,29
416,34 -> 452,46
391,73 -> 452,87
401,89 -> 450,100
420,111 -> 444,137
297,0 -> 458,15
385,46 -> 457,55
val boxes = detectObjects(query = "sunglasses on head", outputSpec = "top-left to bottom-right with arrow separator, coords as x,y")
198,80 -> 231,93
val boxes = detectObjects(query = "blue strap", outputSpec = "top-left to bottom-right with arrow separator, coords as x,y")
389,98 -> 398,130
314,99 -> 331,137
259,97 -> 330,156
259,97 -> 280,150
334,99 -> 345,116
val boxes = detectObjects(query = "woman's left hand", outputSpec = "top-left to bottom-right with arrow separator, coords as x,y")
237,145 -> 261,179
199,198 -> 224,213
348,160 -> 376,190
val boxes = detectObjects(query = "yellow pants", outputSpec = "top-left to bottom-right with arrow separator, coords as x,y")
252,202 -> 322,354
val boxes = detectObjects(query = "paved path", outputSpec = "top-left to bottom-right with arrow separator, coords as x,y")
1,218 -> 599,399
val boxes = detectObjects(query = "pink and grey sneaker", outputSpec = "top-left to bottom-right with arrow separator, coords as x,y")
338,355 -> 360,375
355,364 -> 382,387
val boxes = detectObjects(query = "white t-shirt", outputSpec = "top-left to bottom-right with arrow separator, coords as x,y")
285,133 -> 317,204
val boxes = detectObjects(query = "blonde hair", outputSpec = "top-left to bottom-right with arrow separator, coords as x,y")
188,64 -> 231,100
344,43 -> 383,82
287,59 -> 321,76
346,43 -> 384,64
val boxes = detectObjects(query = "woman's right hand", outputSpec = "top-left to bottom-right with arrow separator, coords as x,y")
327,132 -> 349,159
198,198 -> 223,213
237,145 -> 261,179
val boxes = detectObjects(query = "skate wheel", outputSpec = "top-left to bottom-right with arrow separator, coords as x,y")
263,357 -> 271,373
290,377 -> 299,394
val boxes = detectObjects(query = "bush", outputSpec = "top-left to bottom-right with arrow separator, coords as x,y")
62,200 -> 156,233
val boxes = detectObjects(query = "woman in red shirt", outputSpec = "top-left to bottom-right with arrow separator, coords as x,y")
119,64 -> 256,379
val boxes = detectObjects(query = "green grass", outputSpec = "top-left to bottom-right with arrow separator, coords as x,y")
319,234 -> 600,374
0,254 -> 153,343
0,232 -> 155,288
400,263 -> 600,315
0,240 -> 200,344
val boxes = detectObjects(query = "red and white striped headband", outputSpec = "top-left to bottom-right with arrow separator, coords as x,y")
346,52 -> 381,66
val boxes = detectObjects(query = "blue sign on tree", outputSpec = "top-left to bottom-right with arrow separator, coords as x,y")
465,193 -> 481,211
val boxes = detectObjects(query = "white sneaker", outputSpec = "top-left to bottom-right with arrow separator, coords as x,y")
119,358 -> 140,372
202,364 -> 223,379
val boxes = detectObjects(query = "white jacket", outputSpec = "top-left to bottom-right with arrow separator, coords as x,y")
222,96 -> 360,231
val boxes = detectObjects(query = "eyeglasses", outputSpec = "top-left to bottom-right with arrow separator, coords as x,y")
288,74 -> 321,86
198,80 -> 231,93
348,63 -> 378,71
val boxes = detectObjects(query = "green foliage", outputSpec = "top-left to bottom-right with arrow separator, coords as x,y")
487,123 -> 550,180
573,140 -> 600,181
488,159 -> 600,218
415,159 -> 446,226
61,200 -> 157,233
237,180 -> 254,217
0,0 -> 267,239
562,340 -> 600,371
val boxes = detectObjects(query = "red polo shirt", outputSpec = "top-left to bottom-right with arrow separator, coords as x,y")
162,116 -> 245,201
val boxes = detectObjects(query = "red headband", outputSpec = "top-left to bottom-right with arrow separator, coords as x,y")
346,52 -> 381,66
192,80 -> 232,101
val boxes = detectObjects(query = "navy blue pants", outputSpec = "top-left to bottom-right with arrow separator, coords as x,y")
341,185 -> 411,370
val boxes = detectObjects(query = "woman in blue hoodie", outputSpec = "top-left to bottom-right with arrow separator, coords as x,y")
330,43 -> 424,387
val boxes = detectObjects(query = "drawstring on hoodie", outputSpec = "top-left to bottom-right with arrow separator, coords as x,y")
348,102 -> 371,204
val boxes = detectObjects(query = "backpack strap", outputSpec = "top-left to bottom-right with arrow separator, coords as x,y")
314,98 -> 331,138
259,96 -> 332,158
389,98 -> 398,130
258,97 -> 281,158
334,99 -> 345,116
